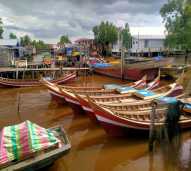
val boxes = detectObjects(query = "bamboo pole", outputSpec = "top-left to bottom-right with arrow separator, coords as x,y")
16,66 -> 18,79
17,90 -> 22,122
149,102 -> 157,151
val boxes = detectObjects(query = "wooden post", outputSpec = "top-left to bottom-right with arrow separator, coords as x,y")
53,71 -> 56,79
16,67 -> 19,79
32,70 -> 34,80
17,90 -> 22,122
22,69 -> 25,80
149,102 -> 157,151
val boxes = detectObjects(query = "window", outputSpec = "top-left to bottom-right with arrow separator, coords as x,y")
145,40 -> 148,48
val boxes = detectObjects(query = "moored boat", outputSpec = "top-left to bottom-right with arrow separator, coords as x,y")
41,74 -> 148,105
59,74 -> 148,92
94,57 -> 173,81
0,121 -> 71,170
74,80 -> 182,121
87,97 -> 191,137
160,64 -> 191,79
0,72 -> 76,88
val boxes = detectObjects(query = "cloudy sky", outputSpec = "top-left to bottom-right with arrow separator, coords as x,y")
0,0 -> 167,43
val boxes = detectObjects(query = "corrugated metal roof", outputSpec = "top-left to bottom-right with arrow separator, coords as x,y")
132,35 -> 165,40
0,39 -> 18,46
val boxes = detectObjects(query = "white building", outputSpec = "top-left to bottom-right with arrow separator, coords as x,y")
112,35 -> 165,56
130,35 -> 165,53
0,39 -> 25,66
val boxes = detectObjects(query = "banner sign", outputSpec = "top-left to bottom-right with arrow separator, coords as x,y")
15,60 -> 27,68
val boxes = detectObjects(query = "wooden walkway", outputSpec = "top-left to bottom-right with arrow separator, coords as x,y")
0,67 -> 89,72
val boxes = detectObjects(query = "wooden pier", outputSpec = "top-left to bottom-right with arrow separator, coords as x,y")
0,67 -> 89,72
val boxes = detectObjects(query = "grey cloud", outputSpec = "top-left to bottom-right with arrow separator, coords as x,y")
0,0 -> 167,41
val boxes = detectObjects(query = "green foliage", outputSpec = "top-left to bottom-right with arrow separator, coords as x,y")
93,21 -> 118,45
20,35 -> 32,46
0,18 -> 4,39
9,32 -> 17,39
160,0 -> 191,50
93,21 -> 118,56
121,23 -> 131,49
32,40 -> 48,49
59,35 -> 71,44
20,35 -> 48,49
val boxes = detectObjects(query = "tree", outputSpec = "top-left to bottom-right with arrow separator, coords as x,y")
20,35 -> 32,46
9,32 -> 17,39
160,0 -> 191,50
59,35 -> 71,44
121,23 -> 132,49
32,40 -> 48,49
0,18 -> 3,39
93,21 -> 118,56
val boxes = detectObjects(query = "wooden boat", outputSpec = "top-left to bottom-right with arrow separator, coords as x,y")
87,97 -> 191,137
41,74 -> 160,113
74,81 -> 183,120
0,72 -> 76,88
160,64 -> 191,79
0,124 -> 71,170
41,73 -> 182,116
41,74 -> 147,103
94,57 -> 173,81
179,97 -> 191,114
59,74 -> 148,91
62,80 -> 181,116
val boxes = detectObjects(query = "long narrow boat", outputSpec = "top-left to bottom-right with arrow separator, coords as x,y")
179,97 -> 191,114
74,81 -> 183,120
40,74 -> 148,104
0,121 -> 71,170
87,97 -> 191,137
94,57 -> 173,81
59,74 -> 148,91
61,81 -> 182,116
0,72 -> 76,88
41,74 -> 160,112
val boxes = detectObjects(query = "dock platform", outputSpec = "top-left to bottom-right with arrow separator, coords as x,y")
0,67 -> 89,72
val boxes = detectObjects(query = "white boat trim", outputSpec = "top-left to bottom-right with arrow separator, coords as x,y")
65,97 -> 80,105
49,90 -> 65,99
82,106 -> 94,112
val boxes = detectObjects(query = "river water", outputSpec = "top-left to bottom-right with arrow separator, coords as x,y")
0,74 -> 191,171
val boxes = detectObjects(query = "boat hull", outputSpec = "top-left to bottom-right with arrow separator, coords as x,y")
1,126 -> 71,171
49,90 -> 67,104
76,95 -> 97,121
95,67 -> 158,81
61,90 -> 85,115
0,73 -> 76,88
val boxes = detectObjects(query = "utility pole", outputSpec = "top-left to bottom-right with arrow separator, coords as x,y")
120,29 -> 124,80
138,31 -> 140,57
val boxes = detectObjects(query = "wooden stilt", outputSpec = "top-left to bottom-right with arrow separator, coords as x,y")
149,102 -> 157,151
16,67 -> 19,79
32,71 -> 34,80
22,69 -> 25,80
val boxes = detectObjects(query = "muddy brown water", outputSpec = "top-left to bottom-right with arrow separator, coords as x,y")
0,74 -> 191,171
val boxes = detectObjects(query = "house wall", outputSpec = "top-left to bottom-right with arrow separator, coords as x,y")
131,37 -> 164,53
0,48 -> 13,66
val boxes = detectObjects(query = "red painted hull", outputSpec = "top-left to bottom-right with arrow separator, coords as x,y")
60,90 -> 85,115
0,73 -> 76,88
49,90 -> 67,104
95,67 -> 158,81
96,112 -> 191,137
90,84 -> 185,137
49,87 -> 85,114
76,96 -> 97,122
